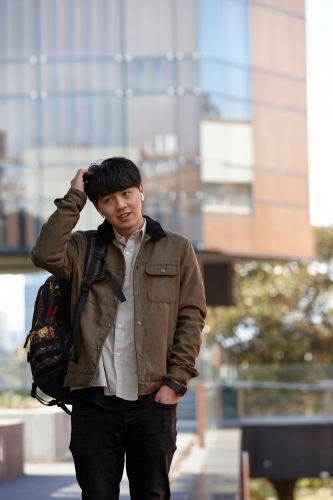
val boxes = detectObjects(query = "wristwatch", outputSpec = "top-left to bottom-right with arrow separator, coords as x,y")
164,379 -> 187,397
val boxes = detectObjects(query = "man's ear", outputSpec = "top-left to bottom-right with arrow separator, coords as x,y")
139,183 -> 145,202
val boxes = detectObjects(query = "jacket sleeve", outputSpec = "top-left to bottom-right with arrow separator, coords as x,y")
31,188 -> 87,282
166,238 -> 207,385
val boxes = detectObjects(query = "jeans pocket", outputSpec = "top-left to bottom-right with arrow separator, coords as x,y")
152,400 -> 178,409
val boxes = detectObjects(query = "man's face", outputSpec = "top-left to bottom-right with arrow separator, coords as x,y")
95,184 -> 144,240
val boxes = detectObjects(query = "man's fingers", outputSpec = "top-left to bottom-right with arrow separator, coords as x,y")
71,169 -> 93,193
72,169 -> 91,181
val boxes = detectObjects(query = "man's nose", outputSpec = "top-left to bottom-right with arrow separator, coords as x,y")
115,197 -> 126,209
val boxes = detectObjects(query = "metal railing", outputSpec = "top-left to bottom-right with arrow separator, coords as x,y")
191,375 -> 333,447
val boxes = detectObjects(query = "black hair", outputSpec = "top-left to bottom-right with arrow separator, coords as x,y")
84,156 -> 142,205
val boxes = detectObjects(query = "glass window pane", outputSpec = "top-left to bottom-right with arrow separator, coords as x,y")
41,96 -> 124,148
0,64 -> 37,94
40,0 -> 121,57
178,60 -> 200,90
0,99 -> 39,158
127,95 -> 176,151
127,59 -> 173,93
41,61 -> 122,93
175,0 -> 198,53
199,0 -> 249,65
177,95 -> 200,156
125,0 -> 172,56
202,94 -> 251,121
0,162 -> 41,250
201,61 -> 250,99
0,0 -> 38,59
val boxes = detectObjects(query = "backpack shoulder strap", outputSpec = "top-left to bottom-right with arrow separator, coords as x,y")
83,230 -> 107,285
71,231 -> 108,364
83,231 -> 126,304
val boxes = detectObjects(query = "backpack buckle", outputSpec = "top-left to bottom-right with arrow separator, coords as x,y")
92,250 -> 104,260
82,279 -> 92,291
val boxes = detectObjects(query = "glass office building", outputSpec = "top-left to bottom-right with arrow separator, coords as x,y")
0,0 -> 313,261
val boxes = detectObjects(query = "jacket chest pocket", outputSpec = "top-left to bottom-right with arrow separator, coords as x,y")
145,263 -> 179,303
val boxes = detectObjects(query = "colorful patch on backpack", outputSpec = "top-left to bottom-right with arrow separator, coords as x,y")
30,326 -> 56,343
35,356 -> 61,374
29,326 -> 63,375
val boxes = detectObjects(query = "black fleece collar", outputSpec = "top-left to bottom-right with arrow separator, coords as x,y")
95,215 -> 166,244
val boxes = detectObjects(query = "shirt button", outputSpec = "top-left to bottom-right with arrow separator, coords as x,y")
118,324 -> 122,328
137,321 -> 142,326
116,352 -> 120,357
125,251 -> 130,255
160,268 -> 166,273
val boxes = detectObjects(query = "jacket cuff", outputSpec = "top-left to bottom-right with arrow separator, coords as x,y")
167,367 -> 199,386
54,188 -> 87,211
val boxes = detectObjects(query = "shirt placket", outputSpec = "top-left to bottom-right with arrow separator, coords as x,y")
113,236 -> 134,396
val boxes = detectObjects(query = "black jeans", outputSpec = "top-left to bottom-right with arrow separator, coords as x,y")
69,399 -> 177,500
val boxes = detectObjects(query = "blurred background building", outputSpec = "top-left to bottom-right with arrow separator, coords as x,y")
1,5 -> 333,496
0,0 -> 313,290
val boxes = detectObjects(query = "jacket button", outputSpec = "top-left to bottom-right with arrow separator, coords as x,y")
119,270 -> 123,275
89,378 -> 92,382
105,323 -> 111,327
136,292 -> 140,297
160,268 -> 166,273
112,297 -> 117,301
141,385 -> 146,390
95,346 -> 100,351
137,321 -> 142,326
138,352 -> 143,357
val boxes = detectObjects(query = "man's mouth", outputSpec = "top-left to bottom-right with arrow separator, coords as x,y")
118,212 -> 131,220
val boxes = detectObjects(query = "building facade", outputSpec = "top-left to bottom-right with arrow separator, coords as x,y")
0,0 -> 313,266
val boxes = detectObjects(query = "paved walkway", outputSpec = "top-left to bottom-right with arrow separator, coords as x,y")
0,429 -> 240,500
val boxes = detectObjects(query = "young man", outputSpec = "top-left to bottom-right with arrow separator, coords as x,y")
31,157 -> 206,500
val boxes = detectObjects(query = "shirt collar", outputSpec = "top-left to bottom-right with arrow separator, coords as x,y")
113,218 -> 146,246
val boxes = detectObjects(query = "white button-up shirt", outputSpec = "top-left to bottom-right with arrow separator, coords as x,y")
92,219 -> 146,400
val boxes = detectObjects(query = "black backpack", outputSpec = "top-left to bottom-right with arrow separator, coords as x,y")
24,230 -> 125,415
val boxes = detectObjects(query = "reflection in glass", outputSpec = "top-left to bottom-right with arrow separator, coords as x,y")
201,60 -> 250,100
199,0 -> 249,64
127,59 -> 173,92
0,0 -> 254,251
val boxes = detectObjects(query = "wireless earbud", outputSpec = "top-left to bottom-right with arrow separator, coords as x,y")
141,193 -> 145,201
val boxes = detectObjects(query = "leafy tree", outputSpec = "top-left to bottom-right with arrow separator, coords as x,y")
205,227 -> 333,364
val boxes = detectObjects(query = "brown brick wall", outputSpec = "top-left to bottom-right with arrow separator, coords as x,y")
203,0 -> 314,259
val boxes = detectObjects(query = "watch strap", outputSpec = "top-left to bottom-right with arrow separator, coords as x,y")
164,379 -> 187,397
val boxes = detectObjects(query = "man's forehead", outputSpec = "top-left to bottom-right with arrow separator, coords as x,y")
99,186 -> 138,199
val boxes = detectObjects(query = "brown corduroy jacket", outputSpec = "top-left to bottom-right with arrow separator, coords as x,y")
31,188 -> 206,394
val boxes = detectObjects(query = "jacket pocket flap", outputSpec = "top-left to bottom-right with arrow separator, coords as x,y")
145,264 -> 179,276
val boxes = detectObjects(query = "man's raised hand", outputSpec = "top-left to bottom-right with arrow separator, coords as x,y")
71,169 -> 92,193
